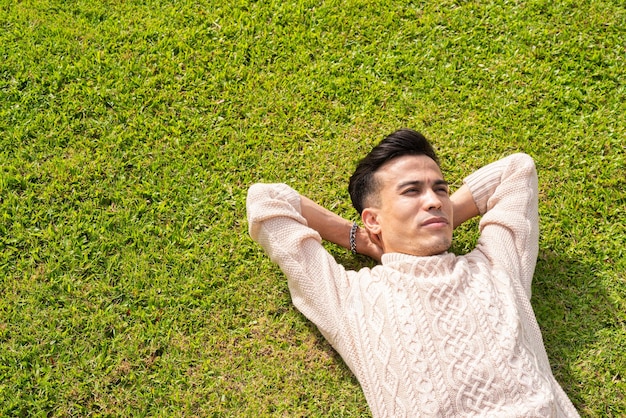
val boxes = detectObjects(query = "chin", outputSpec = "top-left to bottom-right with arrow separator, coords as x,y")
393,235 -> 453,257
429,238 -> 452,255
409,242 -> 451,257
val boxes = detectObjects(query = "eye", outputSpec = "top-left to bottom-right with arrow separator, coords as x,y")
403,187 -> 421,195
435,186 -> 449,195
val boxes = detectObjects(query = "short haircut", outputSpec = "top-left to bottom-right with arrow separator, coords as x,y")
348,128 -> 439,214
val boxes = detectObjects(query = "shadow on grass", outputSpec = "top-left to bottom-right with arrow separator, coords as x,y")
532,249 -> 622,415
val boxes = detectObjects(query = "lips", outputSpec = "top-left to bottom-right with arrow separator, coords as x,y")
421,217 -> 449,227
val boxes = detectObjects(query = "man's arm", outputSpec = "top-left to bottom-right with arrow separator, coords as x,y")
300,196 -> 382,261
247,183 -> 353,340
451,184 -> 480,229
462,153 -> 539,298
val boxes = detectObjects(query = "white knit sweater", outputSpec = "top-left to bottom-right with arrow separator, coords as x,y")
247,154 -> 579,417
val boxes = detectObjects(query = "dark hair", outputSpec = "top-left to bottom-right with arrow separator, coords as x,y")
348,128 -> 439,214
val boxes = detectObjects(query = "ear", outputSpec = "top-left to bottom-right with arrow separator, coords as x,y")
362,207 -> 383,249
361,207 -> 381,235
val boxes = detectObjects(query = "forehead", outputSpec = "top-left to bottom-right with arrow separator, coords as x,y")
376,154 -> 444,185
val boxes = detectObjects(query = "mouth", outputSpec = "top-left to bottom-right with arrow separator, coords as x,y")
421,217 -> 449,228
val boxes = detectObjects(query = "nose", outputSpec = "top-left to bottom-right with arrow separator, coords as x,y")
423,188 -> 443,211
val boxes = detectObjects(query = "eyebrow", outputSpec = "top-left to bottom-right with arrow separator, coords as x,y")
396,179 -> 449,191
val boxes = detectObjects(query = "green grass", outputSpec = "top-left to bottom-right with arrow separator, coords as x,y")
0,0 -> 624,415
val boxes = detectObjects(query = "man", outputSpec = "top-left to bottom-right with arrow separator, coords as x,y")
247,128 -> 579,417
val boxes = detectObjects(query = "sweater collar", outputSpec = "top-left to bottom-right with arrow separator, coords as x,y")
381,251 -> 457,277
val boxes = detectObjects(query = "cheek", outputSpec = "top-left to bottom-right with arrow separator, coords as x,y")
390,202 -> 416,221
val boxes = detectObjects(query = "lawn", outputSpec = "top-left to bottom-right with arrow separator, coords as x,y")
0,0 -> 624,416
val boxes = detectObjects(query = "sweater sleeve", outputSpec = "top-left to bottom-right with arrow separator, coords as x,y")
246,183 -> 352,343
463,153 -> 539,299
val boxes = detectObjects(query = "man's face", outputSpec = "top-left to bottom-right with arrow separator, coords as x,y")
362,154 -> 453,257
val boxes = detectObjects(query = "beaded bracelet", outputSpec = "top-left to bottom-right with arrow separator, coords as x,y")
349,221 -> 358,255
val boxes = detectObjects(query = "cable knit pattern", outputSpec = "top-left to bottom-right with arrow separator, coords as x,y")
247,154 -> 580,417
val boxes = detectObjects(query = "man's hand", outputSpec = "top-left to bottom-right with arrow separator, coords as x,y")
356,226 -> 383,262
